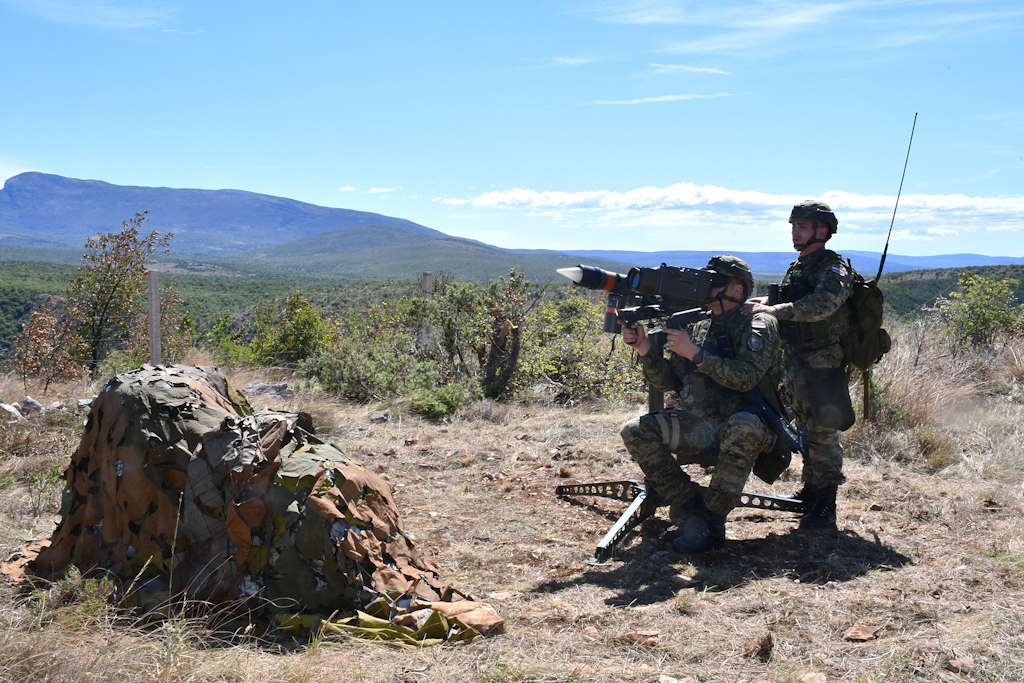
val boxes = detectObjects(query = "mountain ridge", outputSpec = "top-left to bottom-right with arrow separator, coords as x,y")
3,172 -> 1023,279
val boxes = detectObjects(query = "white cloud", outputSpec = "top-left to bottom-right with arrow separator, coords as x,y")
589,1 -> 1024,56
2,0 -> 174,29
369,187 -> 397,194
443,180 -> 1024,245
338,185 -> 356,192
650,63 -> 730,75
553,56 -> 595,67
587,92 -> 731,105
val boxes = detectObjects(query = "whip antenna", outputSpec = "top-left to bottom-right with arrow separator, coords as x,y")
875,112 -> 918,282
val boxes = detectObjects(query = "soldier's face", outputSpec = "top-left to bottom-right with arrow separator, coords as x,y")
790,219 -> 827,250
708,279 -> 745,315
791,219 -> 815,248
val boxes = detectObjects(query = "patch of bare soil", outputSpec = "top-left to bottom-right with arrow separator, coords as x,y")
1,376 -> 1022,682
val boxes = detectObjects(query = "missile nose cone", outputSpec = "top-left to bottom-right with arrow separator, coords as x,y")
556,266 -> 583,284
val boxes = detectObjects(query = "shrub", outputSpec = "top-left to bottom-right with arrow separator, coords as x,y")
514,290 -> 642,403
410,383 -> 470,419
207,313 -> 256,367
938,273 -> 1022,348
251,291 -> 335,366
10,297 -> 87,393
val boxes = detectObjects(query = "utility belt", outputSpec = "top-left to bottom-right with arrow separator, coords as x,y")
778,319 -> 836,350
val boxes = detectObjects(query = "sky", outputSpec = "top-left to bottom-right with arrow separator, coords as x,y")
1,0 -> 1023,256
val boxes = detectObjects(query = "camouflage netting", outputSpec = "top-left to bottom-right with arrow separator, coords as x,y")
2,365 -> 503,642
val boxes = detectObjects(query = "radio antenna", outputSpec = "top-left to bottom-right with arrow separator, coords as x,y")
875,112 -> 918,282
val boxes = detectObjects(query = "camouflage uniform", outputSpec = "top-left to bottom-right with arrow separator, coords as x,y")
774,247 -> 854,488
620,306 -> 780,517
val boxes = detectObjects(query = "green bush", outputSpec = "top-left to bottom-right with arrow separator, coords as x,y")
514,291 -> 642,402
938,273 -> 1023,348
251,291 -> 335,366
410,383 -> 470,419
206,313 -> 256,367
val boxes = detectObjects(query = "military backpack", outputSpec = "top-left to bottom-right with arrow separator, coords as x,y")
841,261 -> 891,371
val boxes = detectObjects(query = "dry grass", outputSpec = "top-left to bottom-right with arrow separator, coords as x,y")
1,342 -> 1023,681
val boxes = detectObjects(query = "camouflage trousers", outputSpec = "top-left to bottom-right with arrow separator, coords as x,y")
784,350 -> 847,488
620,408 -> 775,517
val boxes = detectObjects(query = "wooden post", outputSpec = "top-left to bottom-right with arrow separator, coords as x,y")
420,272 -> 434,297
148,270 -> 162,365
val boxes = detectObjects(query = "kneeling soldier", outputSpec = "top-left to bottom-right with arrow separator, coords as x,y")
620,256 -> 782,553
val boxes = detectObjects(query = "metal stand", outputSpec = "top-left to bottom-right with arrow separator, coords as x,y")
556,480 -> 804,562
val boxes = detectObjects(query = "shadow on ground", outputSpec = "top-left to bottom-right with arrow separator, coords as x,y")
532,526 -> 913,607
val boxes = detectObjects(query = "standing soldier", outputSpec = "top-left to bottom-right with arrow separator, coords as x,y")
620,256 -> 783,553
751,200 -> 855,531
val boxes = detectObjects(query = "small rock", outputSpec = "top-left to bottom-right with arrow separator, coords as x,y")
488,590 -> 518,601
0,403 -> 23,421
743,631 -> 774,661
383,447 -> 397,456
582,625 -> 599,639
404,437 -> 417,446
370,410 -> 391,423
799,673 -> 826,683
869,502 -> 883,511
944,656 -> 974,674
76,398 -> 93,411
618,630 -> 659,647
17,396 -> 43,414
557,467 -> 573,478
843,622 -> 881,641
46,401 -> 64,411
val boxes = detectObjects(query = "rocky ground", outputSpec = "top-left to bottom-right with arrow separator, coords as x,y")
0,346 -> 1022,681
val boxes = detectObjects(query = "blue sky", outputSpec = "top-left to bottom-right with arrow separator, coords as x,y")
1,0 -> 1022,255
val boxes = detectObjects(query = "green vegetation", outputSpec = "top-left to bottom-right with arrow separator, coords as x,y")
879,264 -> 1024,318
937,272 -> 1022,347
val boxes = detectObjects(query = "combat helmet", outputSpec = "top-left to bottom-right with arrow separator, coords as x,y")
706,255 -> 754,299
789,199 -> 838,235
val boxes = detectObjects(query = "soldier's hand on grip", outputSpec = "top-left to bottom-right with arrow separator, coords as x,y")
622,322 -> 651,356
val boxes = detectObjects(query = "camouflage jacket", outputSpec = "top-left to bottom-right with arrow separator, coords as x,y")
638,307 -> 781,419
773,248 -> 853,366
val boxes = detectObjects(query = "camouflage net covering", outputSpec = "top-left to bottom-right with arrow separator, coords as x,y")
2,365 -> 502,642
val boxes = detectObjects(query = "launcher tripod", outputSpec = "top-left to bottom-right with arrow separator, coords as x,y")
555,480 -> 804,562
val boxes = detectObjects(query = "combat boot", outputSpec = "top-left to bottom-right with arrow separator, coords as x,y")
796,484 -> 838,531
668,496 -> 726,554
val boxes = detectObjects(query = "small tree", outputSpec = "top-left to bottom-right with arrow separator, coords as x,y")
11,297 -> 87,393
251,291 -> 335,366
67,211 -> 172,375
938,273 -> 1022,348
480,270 -> 528,399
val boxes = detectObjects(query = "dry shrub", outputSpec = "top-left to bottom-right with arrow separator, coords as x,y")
1000,338 -> 1024,384
864,317 -> 985,430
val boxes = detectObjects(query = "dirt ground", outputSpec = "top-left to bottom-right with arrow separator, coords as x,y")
1,369 -> 1022,682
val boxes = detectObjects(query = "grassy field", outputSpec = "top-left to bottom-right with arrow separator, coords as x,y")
1,317 -> 1022,681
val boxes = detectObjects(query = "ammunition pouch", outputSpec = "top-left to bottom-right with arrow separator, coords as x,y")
753,445 -> 792,485
778,319 -> 835,350
776,281 -> 838,350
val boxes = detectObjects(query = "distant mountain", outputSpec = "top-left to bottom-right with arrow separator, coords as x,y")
3,172 -> 1022,281
238,226 -> 628,281
0,172 -> 443,256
